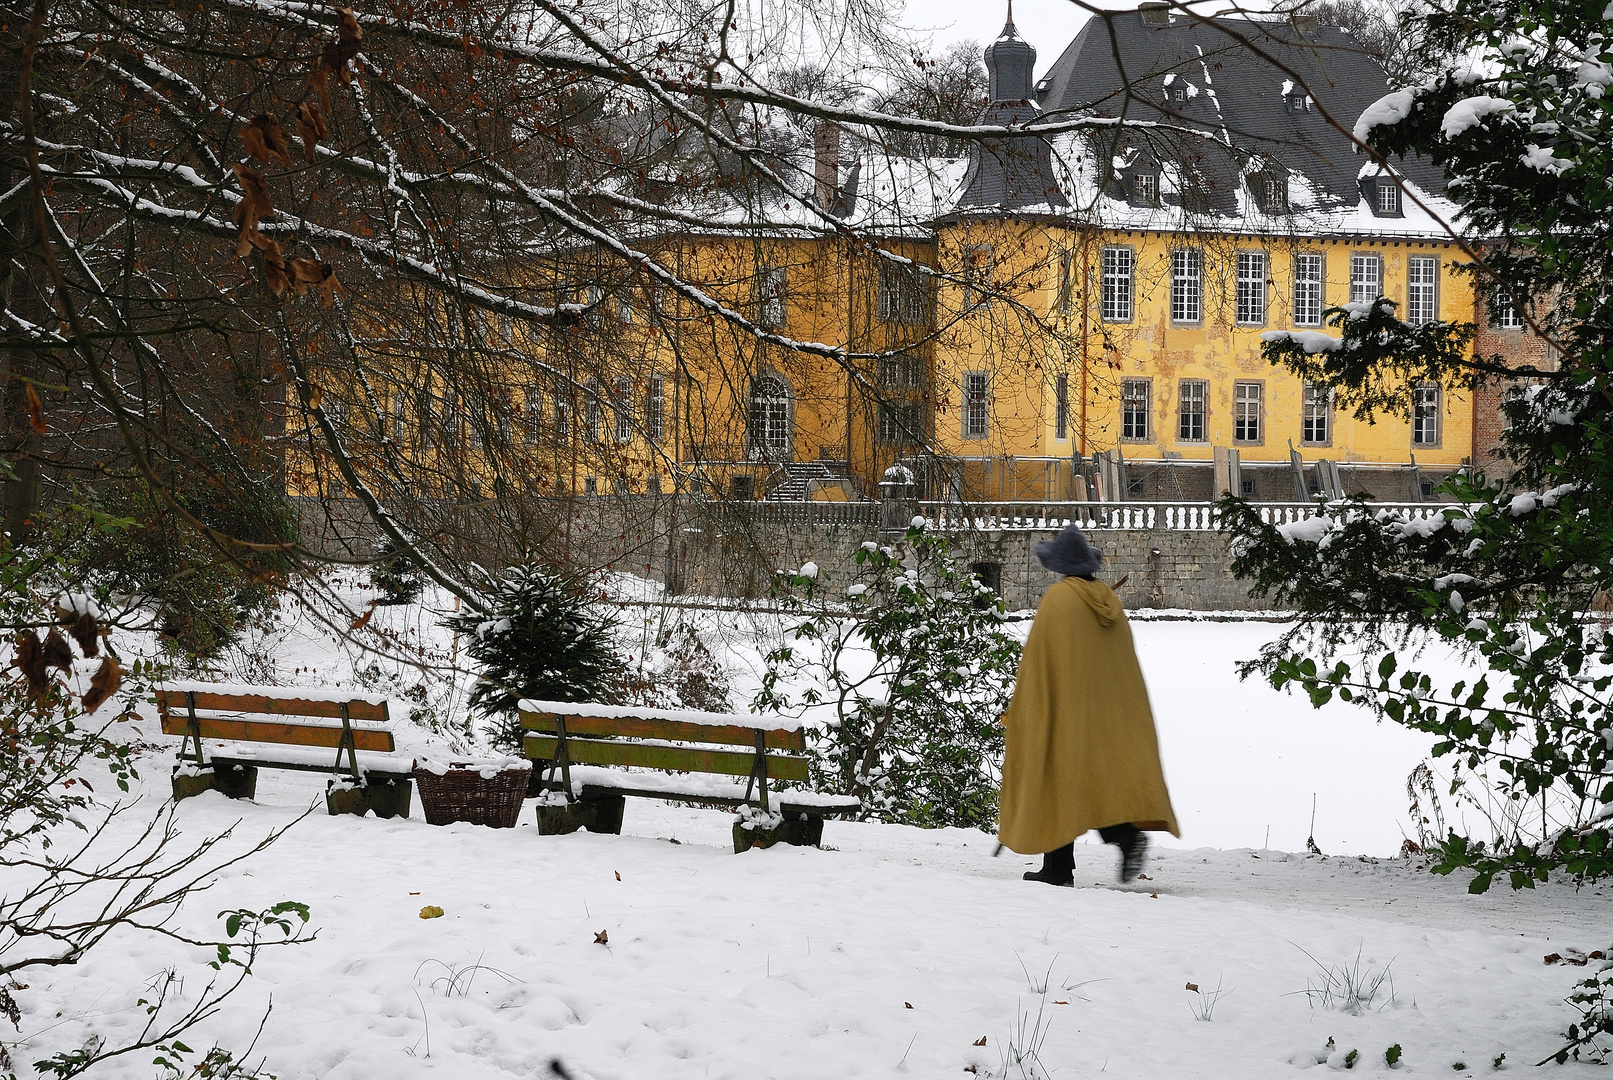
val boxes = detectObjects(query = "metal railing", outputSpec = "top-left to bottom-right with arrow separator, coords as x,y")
913,500 -> 1452,531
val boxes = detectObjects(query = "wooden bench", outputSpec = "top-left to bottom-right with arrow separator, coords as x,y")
157,682 -> 413,818
519,700 -> 860,852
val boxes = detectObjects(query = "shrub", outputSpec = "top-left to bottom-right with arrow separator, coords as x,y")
447,565 -> 624,753
756,520 -> 1021,830
370,535 -> 426,606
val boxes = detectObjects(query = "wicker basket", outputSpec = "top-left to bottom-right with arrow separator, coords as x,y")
412,759 -> 532,828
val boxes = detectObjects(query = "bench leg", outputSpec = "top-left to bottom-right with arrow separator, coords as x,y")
212,762 -> 258,800
364,778 -> 413,819
535,795 -> 625,836
325,779 -> 370,817
171,762 -> 216,802
733,811 -> 824,853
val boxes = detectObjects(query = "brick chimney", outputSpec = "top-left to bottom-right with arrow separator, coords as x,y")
814,122 -> 840,211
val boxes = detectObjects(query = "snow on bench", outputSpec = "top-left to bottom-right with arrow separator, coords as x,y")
518,699 -> 806,733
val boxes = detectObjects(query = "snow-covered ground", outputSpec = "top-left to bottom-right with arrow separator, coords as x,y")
9,579 -> 1609,1077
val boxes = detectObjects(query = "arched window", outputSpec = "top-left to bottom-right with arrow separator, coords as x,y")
748,374 -> 791,459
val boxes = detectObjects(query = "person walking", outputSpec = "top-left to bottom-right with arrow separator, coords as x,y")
998,524 -> 1179,886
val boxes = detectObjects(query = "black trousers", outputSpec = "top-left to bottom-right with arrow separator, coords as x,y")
1042,824 -> 1141,874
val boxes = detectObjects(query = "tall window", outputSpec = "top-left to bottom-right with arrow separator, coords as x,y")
963,372 -> 989,438
1234,381 -> 1263,443
1101,246 -> 1134,322
583,379 -> 601,444
1350,253 -> 1383,304
1293,252 -> 1324,326
441,390 -> 459,442
1121,379 -> 1150,441
1494,287 -> 1525,329
748,374 -> 790,458
1412,383 -> 1441,446
647,375 -> 665,443
1407,256 -> 1438,325
521,387 -> 542,445
878,403 -> 921,445
613,376 -> 633,443
553,396 -> 570,447
878,263 -> 930,325
1261,174 -> 1288,212
1055,373 -> 1069,441
758,266 -> 787,328
963,244 -> 994,309
1236,251 -> 1268,326
1178,379 -> 1207,442
390,392 -> 409,444
1171,249 -> 1202,323
1302,381 -> 1331,444
416,386 -> 434,449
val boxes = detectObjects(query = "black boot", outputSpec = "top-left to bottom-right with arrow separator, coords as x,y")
1023,842 -> 1074,887
1099,824 -> 1147,883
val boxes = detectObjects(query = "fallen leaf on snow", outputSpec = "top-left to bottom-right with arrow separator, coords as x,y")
1186,982 -> 1200,993
419,905 -> 444,919
972,1037 -> 987,1047
904,1002 -> 913,1009
594,930 -> 609,945
614,871 -> 621,881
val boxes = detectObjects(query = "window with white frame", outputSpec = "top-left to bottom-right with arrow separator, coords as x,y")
1055,373 -> 1069,440
758,266 -> 787,328
878,262 -> 930,324
1375,179 -> 1401,215
1101,246 -> 1134,322
1350,253 -> 1383,304
1178,379 -> 1207,442
391,392 -> 409,444
878,403 -> 922,445
1121,379 -> 1150,441
1407,256 -> 1438,325
1234,381 -> 1263,443
879,356 -> 923,388
963,371 -> 989,438
553,396 -> 570,447
1171,249 -> 1202,323
1133,171 -> 1159,204
1302,381 -> 1331,444
613,376 -> 633,443
583,381 -> 601,444
748,374 -> 790,457
522,386 -> 543,444
648,375 -> 665,443
440,389 -> 459,442
1495,286 -> 1525,329
1236,251 -> 1268,326
1293,252 -> 1324,326
1412,383 -> 1441,446
1261,173 -> 1288,212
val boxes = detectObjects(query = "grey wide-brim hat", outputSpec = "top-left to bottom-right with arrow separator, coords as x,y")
1035,524 -> 1102,578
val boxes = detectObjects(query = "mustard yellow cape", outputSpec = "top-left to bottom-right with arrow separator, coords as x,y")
997,576 -> 1180,854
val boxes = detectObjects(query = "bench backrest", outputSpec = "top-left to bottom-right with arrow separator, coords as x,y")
156,687 -> 395,753
519,703 -> 809,784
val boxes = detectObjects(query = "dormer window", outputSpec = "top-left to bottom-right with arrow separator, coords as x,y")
1133,171 -> 1159,205
1286,91 -> 1309,112
1251,171 -> 1288,213
1373,177 -> 1402,216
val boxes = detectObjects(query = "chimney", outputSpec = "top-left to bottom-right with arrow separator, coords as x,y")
1291,13 -> 1318,31
1138,1 -> 1170,25
814,122 -> 840,211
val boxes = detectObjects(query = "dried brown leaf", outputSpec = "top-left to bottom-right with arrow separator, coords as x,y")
972,1037 -> 987,1047
40,629 -> 73,671
1186,982 -> 1200,993
593,929 -> 608,945
295,102 -> 328,162
25,384 -> 45,435
13,632 -> 48,699
239,113 -> 291,166
80,656 -> 122,714
320,8 -> 363,83
349,601 -> 375,630
67,612 -> 100,657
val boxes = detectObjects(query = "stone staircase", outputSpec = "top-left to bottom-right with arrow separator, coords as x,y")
766,460 -> 852,501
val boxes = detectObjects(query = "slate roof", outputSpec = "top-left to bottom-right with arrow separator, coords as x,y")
953,15 -> 1072,215
1032,8 -> 1445,214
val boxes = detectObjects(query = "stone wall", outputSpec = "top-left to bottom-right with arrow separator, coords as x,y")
297,496 -> 1274,611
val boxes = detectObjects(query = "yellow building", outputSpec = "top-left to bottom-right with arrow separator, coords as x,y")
292,6 -> 1476,508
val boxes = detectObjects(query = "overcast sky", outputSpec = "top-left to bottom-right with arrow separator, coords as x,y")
903,0 -> 1093,77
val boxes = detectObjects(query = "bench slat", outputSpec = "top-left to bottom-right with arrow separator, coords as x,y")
155,690 -> 388,723
519,709 -> 807,752
211,755 -> 414,779
160,713 -> 396,753
576,783 -> 858,815
524,734 -> 810,782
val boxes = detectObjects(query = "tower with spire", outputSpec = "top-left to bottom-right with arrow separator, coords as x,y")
952,3 -> 1069,214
